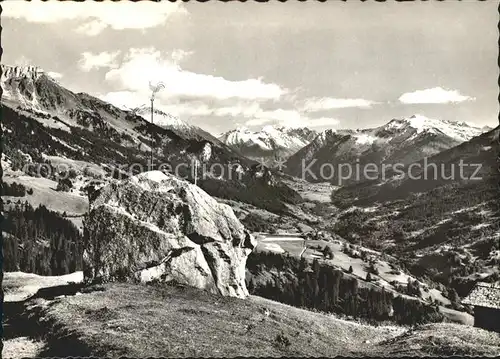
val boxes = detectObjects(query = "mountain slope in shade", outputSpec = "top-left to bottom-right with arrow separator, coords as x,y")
131,106 -> 193,131
219,125 -> 318,159
131,106 -> 222,144
286,114 -> 488,185
330,126 -> 500,296
333,125 -> 500,206
1,64 -> 301,214
0,65 -> 221,145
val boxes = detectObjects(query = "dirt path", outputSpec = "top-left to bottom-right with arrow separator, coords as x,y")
3,300 -> 47,358
3,283 -> 93,358
2,272 -> 87,358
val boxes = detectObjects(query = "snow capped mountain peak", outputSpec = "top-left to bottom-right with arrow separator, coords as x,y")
235,126 -> 250,133
262,125 -> 281,134
1,64 -> 45,81
405,114 -> 438,129
286,115 -> 491,183
0,64 -> 62,110
132,106 -> 193,131
219,125 -> 318,159
383,114 -> 485,142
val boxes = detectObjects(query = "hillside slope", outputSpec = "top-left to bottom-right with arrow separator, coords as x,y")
331,126 -> 500,296
333,126 -> 499,205
14,281 -> 500,357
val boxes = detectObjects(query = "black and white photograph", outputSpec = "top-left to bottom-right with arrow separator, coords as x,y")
1,0 -> 499,357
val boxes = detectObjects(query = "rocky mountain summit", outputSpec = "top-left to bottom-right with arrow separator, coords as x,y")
83,171 -> 256,298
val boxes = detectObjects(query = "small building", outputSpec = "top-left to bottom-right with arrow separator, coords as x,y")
462,282 -> 500,332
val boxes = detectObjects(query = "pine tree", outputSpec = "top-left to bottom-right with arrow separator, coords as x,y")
448,288 -> 459,304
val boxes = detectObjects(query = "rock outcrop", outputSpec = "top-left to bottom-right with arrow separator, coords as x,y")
83,171 -> 256,298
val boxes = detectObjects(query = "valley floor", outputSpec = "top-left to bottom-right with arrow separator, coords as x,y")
2,272 -> 499,358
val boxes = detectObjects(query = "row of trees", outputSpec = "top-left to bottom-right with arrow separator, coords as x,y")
2,181 -> 32,197
246,251 -> 443,325
3,201 -> 84,275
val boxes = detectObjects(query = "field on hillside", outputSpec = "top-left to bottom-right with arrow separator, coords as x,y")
281,177 -> 335,203
3,173 -> 89,214
3,171 -> 89,230
255,236 -> 439,297
253,236 -> 474,325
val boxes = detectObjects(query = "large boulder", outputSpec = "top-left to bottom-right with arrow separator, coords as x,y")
83,171 -> 256,298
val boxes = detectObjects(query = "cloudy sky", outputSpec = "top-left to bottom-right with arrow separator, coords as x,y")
2,1 -> 498,134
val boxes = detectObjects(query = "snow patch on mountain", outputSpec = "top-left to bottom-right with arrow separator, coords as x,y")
1,65 -> 44,109
331,114 -> 486,148
355,133 -> 378,145
286,114 -> 490,183
1,65 -> 45,82
131,106 -> 193,131
384,114 -> 485,142
219,125 -> 317,158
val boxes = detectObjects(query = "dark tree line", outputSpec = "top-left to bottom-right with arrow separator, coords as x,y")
246,251 -> 443,326
2,181 -> 32,197
3,201 -> 83,275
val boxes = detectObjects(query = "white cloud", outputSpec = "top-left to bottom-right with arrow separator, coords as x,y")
100,52 -> 343,130
245,109 -> 340,129
305,117 -> 341,128
101,90 -> 235,119
244,118 -> 273,127
104,48 -> 287,101
2,1 -> 187,36
79,51 -> 121,72
398,87 -> 475,104
15,55 -> 33,67
211,103 -> 261,118
160,103 -> 214,118
101,91 -> 262,119
76,20 -> 108,37
252,109 -> 304,126
99,91 -> 146,110
102,89 -> 340,130
301,97 -> 378,112
46,71 -> 63,79
171,49 -> 194,64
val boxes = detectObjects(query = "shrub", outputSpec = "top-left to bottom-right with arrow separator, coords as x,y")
322,246 -> 334,259
2,182 -> 27,197
368,262 -> 379,275
56,178 -> 73,192
10,151 -> 28,171
274,332 -> 291,349
68,168 -> 78,179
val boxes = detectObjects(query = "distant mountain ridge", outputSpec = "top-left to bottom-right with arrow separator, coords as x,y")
285,114 -> 489,184
130,106 -> 222,144
219,125 -> 318,160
